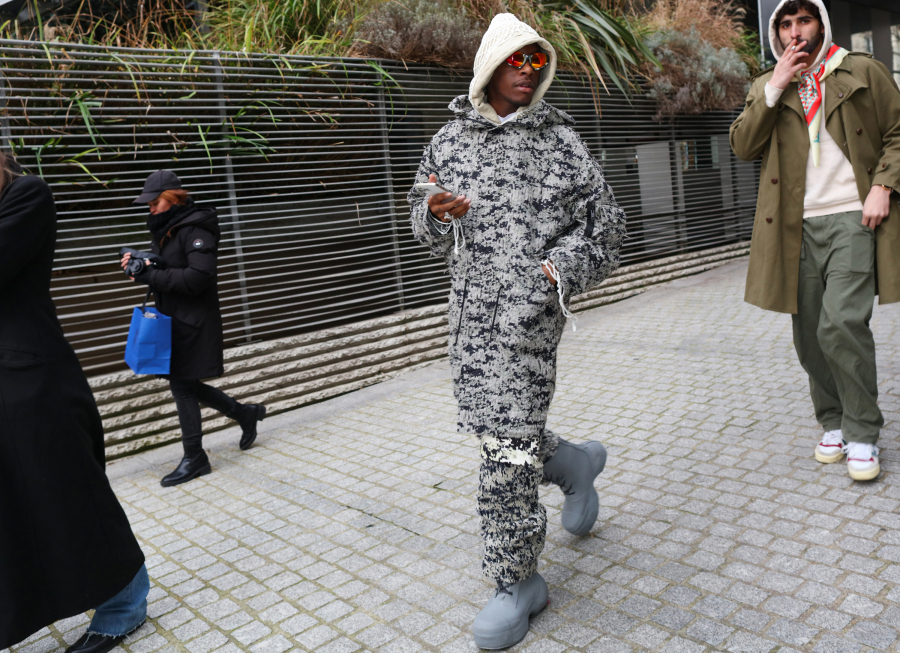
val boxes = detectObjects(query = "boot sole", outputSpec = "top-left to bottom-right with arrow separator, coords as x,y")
160,463 -> 212,487
564,442 -> 607,536
239,405 -> 267,451
848,463 -> 880,481
473,576 -> 549,650
815,449 -> 844,464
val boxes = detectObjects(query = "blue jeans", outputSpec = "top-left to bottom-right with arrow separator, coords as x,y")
88,565 -> 149,636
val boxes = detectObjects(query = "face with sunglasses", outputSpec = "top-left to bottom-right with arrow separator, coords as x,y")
485,43 -> 547,119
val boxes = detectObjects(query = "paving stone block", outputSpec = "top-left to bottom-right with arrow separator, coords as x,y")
231,622 -> 272,646
765,618 -> 818,647
686,618 -> 733,646
651,606 -> 694,631
812,633 -> 862,653
846,621 -> 897,650
659,636 -> 705,653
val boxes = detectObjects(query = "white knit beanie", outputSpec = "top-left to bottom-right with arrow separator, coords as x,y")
469,13 -> 557,124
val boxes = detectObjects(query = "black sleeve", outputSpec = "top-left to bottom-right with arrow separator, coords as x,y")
146,227 -> 217,296
0,176 -> 56,289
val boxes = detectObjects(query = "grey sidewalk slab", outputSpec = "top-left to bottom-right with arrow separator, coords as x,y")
8,259 -> 900,653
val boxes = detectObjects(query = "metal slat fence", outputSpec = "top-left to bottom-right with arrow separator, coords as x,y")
0,41 -> 759,376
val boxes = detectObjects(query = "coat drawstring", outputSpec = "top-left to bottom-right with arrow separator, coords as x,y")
542,259 -> 576,332
452,217 -> 465,254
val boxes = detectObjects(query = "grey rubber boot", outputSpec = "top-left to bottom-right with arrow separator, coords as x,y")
542,438 -> 607,536
472,573 -> 549,650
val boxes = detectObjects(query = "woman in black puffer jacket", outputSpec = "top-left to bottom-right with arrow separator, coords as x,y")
122,170 -> 265,487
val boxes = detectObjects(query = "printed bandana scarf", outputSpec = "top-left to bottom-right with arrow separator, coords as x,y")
798,43 -> 849,167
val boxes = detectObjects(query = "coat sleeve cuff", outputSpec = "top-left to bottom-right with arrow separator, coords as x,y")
543,249 -> 584,299
764,82 -> 785,108
872,165 -> 899,194
133,268 -> 154,286
427,209 -> 453,236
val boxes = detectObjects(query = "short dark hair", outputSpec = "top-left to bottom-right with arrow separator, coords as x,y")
774,0 -> 822,28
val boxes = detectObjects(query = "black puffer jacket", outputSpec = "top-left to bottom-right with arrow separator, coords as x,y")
141,201 -> 224,380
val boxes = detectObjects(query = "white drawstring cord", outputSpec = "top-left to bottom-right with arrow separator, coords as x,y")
542,259 -> 577,332
451,216 -> 465,254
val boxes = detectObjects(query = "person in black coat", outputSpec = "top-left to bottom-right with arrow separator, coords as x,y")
0,153 -> 149,653
122,170 -> 265,487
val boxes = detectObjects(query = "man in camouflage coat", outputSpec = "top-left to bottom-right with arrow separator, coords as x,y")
408,13 -> 626,650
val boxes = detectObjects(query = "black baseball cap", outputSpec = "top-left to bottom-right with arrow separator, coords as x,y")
133,169 -> 183,204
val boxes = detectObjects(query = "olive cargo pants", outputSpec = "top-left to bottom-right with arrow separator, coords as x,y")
792,211 -> 883,445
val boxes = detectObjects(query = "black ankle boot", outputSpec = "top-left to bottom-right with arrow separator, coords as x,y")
161,451 -> 211,487
237,403 -> 266,450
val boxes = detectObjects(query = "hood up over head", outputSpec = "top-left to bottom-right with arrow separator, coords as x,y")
768,0 -> 832,71
469,13 -> 557,124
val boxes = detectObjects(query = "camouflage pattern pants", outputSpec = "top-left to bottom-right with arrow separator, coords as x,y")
478,430 -> 559,585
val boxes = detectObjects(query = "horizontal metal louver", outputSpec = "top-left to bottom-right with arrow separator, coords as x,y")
0,40 -> 759,376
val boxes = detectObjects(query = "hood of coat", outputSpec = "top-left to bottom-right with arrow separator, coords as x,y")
151,199 -> 220,246
768,0 -> 832,71
174,203 -> 220,241
469,13 -> 558,125
450,95 -> 574,130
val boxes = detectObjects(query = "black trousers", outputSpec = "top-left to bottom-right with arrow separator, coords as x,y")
169,378 -> 241,456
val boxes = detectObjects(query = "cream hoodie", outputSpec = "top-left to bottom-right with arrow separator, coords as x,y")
765,0 -> 863,218
469,13 -> 558,125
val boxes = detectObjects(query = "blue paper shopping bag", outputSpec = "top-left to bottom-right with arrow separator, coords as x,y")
124,293 -> 172,375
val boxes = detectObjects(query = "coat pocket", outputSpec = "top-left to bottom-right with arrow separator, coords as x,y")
449,279 -> 468,347
498,264 -> 560,344
850,225 -> 875,274
172,306 -> 203,329
457,280 -> 502,343
0,346 -> 43,369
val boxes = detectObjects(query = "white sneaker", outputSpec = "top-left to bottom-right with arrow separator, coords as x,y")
844,442 -> 880,481
815,429 -> 845,464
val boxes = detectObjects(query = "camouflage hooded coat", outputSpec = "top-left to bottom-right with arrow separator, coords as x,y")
408,95 -> 626,466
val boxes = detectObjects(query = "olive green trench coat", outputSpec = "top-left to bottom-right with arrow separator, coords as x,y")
730,52 -> 900,314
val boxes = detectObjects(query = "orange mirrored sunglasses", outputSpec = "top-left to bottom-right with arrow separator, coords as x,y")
505,52 -> 549,70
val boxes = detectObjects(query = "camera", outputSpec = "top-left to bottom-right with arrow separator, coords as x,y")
119,247 -> 164,276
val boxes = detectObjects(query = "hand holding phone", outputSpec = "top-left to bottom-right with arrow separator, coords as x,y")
422,174 -> 471,222
414,182 -> 451,197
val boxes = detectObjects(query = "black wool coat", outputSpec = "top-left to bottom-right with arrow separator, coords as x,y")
142,203 -> 224,380
0,173 -> 145,649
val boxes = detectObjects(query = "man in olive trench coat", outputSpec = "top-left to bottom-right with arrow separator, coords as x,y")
730,0 -> 900,481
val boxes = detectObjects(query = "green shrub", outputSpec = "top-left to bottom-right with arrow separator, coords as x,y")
350,0 -> 483,67
644,26 -> 750,119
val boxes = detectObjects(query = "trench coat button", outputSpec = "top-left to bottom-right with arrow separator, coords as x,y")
777,138 -> 782,144
838,93 -> 844,98
868,167 -> 873,174
884,163 -> 888,168
856,128 -> 863,135
766,217 -> 773,223
771,177 -> 778,184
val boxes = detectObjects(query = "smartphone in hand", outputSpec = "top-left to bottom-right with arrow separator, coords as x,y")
414,182 -> 451,197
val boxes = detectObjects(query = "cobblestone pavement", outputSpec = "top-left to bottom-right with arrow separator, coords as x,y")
8,259 -> 900,653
